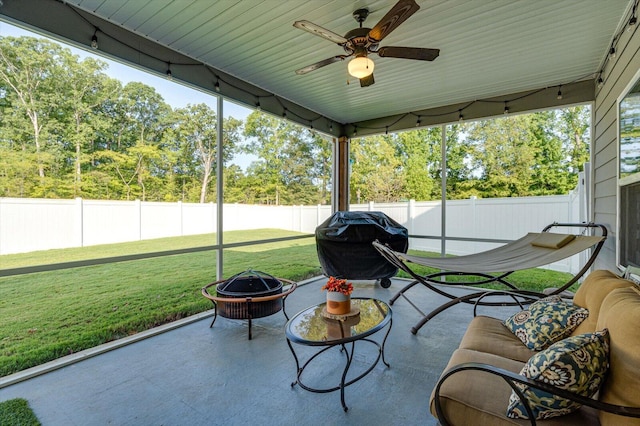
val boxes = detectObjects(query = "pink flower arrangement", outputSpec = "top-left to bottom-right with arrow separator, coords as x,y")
321,276 -> 353,296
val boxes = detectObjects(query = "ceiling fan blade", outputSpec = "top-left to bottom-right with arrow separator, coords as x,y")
359,73 -> 375,87
368,0 -> 420,43
293,20 -> 348,45
377,46 -> 440,61
295,55 -> 347,75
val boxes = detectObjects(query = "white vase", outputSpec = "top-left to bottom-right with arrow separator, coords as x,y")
326,291 -> 351,315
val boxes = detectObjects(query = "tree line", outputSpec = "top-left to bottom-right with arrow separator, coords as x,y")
0,36 -> 589,205
352,108 -> 589,202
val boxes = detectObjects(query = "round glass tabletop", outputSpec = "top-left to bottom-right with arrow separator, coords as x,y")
285,297 -> 391,345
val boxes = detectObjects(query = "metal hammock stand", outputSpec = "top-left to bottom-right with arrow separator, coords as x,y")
372,222 -> 607,334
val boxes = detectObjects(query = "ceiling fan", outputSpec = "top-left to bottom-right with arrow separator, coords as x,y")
293,0 -> 439,87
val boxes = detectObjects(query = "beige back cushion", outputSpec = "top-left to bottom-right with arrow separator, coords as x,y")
596,286 -> 640,425
571,270 -> 634,336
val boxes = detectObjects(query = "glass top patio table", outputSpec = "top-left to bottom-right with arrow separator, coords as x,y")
285,297 -> 391,345
285,297 -> 392,412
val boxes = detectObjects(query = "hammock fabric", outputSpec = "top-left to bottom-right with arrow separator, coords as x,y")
389,233 -> 603,274
372,222 -> 607,335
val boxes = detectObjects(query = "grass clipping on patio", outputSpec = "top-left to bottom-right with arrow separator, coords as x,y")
0,398 -> 41,426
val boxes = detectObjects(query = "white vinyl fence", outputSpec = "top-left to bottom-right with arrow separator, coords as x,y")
0,179 -> 587,273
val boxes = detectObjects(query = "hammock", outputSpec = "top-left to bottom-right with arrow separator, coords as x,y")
372,222 -> 607,334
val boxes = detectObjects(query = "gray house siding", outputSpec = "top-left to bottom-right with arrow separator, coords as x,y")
593,18 -> 640,270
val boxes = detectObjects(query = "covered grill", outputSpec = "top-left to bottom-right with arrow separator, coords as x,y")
202,270 -> 297,339
315,211 -> 408,288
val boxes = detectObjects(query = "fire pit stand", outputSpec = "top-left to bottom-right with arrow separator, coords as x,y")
201,270 -> 297,340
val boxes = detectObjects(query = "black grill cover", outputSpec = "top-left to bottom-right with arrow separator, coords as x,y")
315,211 -> 408,280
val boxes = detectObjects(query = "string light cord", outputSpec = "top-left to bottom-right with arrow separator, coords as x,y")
65,2 -> 627,137
348,73 -> 598,135
596,0 -> 639,90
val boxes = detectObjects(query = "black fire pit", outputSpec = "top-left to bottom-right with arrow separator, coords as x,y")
202,270 -> 297,339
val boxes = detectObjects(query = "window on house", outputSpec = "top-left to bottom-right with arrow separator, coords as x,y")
618,74 -> 640,268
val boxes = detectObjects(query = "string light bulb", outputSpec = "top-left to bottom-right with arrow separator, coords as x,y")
557,87 -> 563,100
458,111 -> 464,122
91,31 -> 98,49
214,80 -> 220,92
416,116 -> 422,127
504,102 -> 509,114
282,109 -> 287,118
609,47 -> 616,60
166,63 -> 172,80
629,14 -> 637,31
255,100 -> 261,111
353,126 -> 357,136
597,76 -> 604,88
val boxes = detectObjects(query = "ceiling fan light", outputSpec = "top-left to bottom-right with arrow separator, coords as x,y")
348,56 -> 374,78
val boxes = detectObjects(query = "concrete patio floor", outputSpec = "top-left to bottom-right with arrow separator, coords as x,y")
0,277 -> 518,425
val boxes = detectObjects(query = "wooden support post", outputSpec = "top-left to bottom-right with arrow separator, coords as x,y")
337,136 -> 350,212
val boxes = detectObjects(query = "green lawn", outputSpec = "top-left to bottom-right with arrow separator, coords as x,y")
0,230 -> 321,377
0,398 -> 40,426
0,230 -> 573,377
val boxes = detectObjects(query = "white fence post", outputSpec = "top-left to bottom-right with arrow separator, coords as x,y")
135,199 -> 142,241
568,189 -> 574,224
75,197 -> 84,247
291,205 -> 296,231
578,170 -> 586,223
178,201 -> 183,236
214,201 -> 218,232
299,205 -> 304,232
408,199 -> 415,237
470,196 -> 477,253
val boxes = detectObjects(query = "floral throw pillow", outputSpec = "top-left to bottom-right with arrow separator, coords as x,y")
506,329 -> 610,420
503,296 -> 589,350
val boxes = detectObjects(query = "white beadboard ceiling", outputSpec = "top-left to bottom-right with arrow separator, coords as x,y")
0,0 -> 633,136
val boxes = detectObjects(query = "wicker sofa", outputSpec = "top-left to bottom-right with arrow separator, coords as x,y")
430,269 -> 640,425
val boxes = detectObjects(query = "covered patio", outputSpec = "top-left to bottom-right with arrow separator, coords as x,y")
0,277 -> 518,425
1,0 -> 632,280
1,0 -> 639,424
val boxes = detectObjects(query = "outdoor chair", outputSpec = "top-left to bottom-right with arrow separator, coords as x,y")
372,222 -> 607,334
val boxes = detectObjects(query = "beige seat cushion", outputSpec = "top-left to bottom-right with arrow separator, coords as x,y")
458,315 -> 535,363
596,286 -> 640,426
429,348 -> 600,426
461,270 -> 633,359
571,270 -> 635,336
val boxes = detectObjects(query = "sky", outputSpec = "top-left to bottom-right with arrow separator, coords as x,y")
0,20 -> 258,167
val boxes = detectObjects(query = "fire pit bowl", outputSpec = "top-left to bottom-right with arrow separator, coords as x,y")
202,270 -> 297,340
